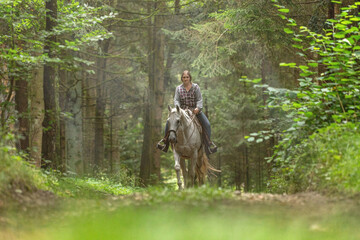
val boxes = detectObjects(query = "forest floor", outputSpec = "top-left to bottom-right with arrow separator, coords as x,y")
1,187 -> 360,240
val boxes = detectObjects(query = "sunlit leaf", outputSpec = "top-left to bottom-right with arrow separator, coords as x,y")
278,8 -> 289,13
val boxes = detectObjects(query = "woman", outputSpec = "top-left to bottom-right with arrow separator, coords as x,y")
157,70 -> 217,155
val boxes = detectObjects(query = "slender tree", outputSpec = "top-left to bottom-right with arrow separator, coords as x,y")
29,64 -> 44,168
140,0 -> 167,185
42,0 -> 58,168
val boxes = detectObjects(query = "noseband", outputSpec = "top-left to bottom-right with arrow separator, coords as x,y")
169,121 -> 180,136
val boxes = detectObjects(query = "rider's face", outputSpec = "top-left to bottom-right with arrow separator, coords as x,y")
182,74 -> 191,84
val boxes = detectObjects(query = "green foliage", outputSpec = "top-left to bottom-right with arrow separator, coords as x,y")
0,0 -> 115,65
271,2 -> 360,130
0,0 -> 115,130
0,133 -> 46,196
262,2 -> 360,193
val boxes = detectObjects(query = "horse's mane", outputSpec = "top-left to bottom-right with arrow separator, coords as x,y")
169,107 -> 193,123
181,108 -> 194,122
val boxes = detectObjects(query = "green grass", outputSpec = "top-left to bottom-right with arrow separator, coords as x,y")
9,198 -> 360,240
47,176 -> 138,198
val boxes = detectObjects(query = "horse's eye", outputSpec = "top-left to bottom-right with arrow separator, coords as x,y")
177,119 -> 180,124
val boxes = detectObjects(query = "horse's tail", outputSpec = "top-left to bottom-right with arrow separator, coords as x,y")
203,152 -> 221,175
196,149 -> 221,183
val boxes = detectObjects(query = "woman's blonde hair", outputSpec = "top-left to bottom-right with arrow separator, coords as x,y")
181,70 -> 192,82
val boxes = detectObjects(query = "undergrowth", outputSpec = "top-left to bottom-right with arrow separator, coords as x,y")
269,123 -> 360,194
0,134 -> 138,201
47,174 -> 138,198
0,134 -> 46,197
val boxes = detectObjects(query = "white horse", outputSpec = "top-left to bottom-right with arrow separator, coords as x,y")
167,105 -> 218,189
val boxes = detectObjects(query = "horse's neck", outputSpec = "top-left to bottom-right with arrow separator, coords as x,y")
178,115 -> 195,141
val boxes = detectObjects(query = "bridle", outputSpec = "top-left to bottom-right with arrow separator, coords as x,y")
168,113 -> 181,138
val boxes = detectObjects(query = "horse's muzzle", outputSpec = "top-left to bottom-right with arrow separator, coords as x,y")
169,132 -> 177,143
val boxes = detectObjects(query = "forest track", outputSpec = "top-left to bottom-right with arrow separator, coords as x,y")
108,190 -> 360,214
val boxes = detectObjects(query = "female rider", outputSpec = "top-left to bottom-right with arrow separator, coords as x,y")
157,70 -> 217,155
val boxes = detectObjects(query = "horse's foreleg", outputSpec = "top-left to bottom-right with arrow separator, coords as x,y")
173,150 -> 182,190
180,158 -> 187,188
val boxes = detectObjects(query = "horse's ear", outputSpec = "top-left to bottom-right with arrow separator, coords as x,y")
176,105 -> 180,113
168,105 -> 171,112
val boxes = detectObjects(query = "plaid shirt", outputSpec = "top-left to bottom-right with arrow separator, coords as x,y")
174,83 -> 203,110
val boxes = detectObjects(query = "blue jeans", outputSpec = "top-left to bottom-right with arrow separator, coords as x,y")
164,112 -> 211,140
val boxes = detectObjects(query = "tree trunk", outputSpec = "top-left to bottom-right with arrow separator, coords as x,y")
58,69 -> 66,173
14,78 -> 29,152
244,145 -> 250,192
235,153 -> 241,190
82,70 -> 96,174
140,92 -> 151,185
65,70 -> 83,174
42,0 -> 58,168
110,103 -> 121,174
29,66 -> 44,168
94,40 -> 110,172
140,1 -> 166,185
328,1 -> 340,19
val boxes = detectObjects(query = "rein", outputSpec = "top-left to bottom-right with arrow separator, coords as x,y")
186,111 -> 198,140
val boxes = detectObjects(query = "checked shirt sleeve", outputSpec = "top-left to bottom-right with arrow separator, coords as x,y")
195,85 -> 203,110
174,86 -> 180,108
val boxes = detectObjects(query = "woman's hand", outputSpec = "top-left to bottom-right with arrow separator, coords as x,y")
193,108 -> 200,115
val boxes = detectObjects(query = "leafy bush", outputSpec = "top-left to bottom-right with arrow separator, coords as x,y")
294,123 -> 360,193
268,123 -> 360,193
259,1 -> 360,193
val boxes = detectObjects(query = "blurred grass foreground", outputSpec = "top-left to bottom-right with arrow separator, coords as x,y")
2,187 -> 360,240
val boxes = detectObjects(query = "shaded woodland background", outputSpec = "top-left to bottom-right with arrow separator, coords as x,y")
0,0 -> 357,190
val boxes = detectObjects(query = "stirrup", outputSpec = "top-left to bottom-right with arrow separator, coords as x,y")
157,139 -> 169,153
208,142 -> 218,154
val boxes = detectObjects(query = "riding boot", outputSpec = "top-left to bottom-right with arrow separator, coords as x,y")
208,141 -> 218,154
203,131 -> 218,155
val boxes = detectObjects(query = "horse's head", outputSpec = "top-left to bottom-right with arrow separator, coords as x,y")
167,105 -> 182,144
